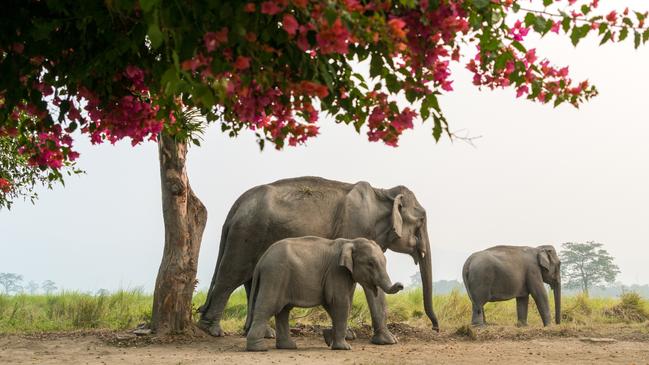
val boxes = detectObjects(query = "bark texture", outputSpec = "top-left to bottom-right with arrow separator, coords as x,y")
151,134 -> 208,334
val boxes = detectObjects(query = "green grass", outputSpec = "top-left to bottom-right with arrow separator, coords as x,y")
1,288 -> 647,333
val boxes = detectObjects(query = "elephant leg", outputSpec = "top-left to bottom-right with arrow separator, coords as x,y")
516,296 -> 529,326
275,307 -> 296,349
246,310 -> 272,352
244,281 -> 275,338
530,284 -> 551,326
471,302 -> 485,326
362,285 -> 397,345
199,258 -> 252,337
327,303 -> 352,350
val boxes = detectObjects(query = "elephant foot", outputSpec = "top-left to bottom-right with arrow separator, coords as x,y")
323,328 -> 355,346
345,328 -> 356,340
331,341 -> 352,350
276,338 -> 297,350
198,319 -> 225,337
516,321 -> 528,327
264,325 -> 276,339
371,328 -> 398,345
246,338 -> 268,352
322,329 -> 333,346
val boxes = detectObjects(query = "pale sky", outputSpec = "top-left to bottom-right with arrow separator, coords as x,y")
1,6 -> 648,292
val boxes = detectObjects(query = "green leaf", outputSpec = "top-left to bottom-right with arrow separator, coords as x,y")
147,23 -> 163,49
598,22 -> 608,35
139,0 -> 160,13
599,30 -> 611,45
543,0 -> 553,6
524,13 -> 537,27
324,8 -> 338,25
432,115 -> 442,141
562,16 -> 571,33
634,31 -> 641,49
511,41 -> 526,53
580,5 -> 591,15
643,28 -> 649,43
619,27 -> 629,42
369,55 -> 382,78
385,73 -> 399,93
570,24 -> 590,46
533,16 -> 548,34
471,0 -> 490,9
623,17 -> 634,27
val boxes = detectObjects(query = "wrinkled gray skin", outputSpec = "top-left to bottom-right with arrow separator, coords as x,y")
199,176 -> 438,345
245,237 -> 404,351
462,245 -> 561,327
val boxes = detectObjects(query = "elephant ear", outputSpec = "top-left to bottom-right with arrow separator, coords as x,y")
391,194 -> 404,239
339,241 -> 354,274
538,249 -> 551,271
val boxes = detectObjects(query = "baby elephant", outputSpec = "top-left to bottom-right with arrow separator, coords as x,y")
463,245 -> 561,327
245,236 -> 404,351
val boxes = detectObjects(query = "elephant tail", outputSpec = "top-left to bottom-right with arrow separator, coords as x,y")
462,257 -> 476,304
244,266 -> 261,332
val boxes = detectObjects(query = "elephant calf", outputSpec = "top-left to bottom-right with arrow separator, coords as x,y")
462,245 -> 561,327
245,236 -> 404,351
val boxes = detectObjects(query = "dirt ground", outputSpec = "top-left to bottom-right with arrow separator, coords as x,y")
2,325 -> 649,365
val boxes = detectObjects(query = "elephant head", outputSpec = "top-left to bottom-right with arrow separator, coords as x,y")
339,238 -> 404,296
383,186 -> 438,331
336,182 -> 439,331
537,245 -> 561,324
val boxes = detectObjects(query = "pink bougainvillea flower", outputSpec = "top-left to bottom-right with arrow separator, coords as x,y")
551,21 -> 561,34
388,18 -> 407,39
243,2 -> 256,12
0,178 -> 11,193
261,1 -> 283,15
233,56 -> 251,70
516,85 -> 529,98
606,10 -> 617,23
282,14 -> 298,36
204,27 -> 229,52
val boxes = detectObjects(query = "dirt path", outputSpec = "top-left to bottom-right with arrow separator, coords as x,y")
1,331 -> 648,365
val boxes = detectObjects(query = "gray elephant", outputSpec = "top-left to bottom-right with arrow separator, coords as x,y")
245,237 -> 404,351
462,245 -> 561,327
199,176 -> 438,344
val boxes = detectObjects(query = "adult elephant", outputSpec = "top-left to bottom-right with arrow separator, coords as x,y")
462,245 -> 561,327
198,176 -> 438,344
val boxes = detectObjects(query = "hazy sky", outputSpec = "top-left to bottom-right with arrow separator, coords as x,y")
1,8 -> 648,292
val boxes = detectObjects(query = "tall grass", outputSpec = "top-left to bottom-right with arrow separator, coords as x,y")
1,288 -> 647,333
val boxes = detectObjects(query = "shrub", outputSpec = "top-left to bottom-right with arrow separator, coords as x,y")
604,292 -> 649,323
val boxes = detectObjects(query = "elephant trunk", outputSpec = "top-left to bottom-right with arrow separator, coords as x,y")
418,221 -> 440,332
380,281 -> 404,294
554,278 -> 561,325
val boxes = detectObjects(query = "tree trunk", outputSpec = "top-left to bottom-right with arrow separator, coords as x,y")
151,133 -> 208,335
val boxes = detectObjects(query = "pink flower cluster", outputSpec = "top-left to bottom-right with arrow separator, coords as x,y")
9,123 -> 78,170
0,178 -> 11,193
6,66 -> 164,171
224,76 -> 320,147
467,45 -> 596,106
366,92 -> 416,147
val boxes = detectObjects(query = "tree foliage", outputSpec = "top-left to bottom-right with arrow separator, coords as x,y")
41,280 -> 58,295
0,273 -> 24,294
1,0 -> 648,209
560,241 -> 620,295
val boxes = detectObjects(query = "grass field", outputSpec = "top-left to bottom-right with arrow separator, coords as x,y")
1,288 -> 648,334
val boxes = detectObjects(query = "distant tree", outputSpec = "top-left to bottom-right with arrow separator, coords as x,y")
0,273 -> 24,294
409,272 -> 423,288
560,241 -> 620,295
41,280 -> 57,295
26,280 -> 40,295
